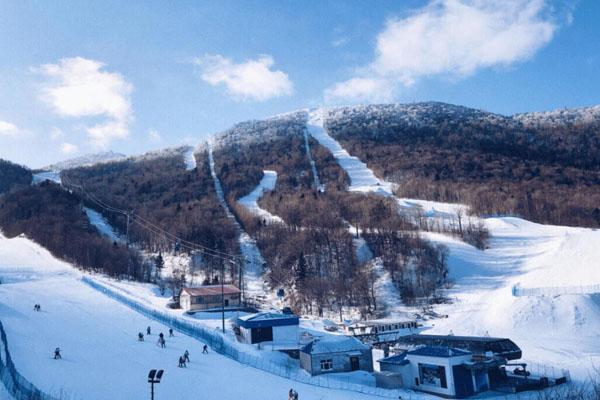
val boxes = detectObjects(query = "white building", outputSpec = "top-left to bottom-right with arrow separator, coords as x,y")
235,312 -> 299,346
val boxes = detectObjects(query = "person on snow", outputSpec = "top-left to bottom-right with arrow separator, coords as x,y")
138,332 -> 144,341
202,344 -> 208,354
159,332 -> 164,340
288,389 -> 294,400
158,337 -> 166,348
53,347 -> 61,359
147,326 -> 151,335
178,356 -> 186,368
169,328 -> 174,337
183,350 -> 190,363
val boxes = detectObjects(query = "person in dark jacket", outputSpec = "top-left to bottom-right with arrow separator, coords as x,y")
183,350 -> 190,362
202,344 -> 208,354
169,328 -> 174,337
146,326 -> 151,335
178,356 -> 185,368
138,332 -> 144,341
53,347 -> 61,359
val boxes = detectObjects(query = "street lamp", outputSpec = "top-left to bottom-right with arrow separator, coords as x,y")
148,369 -> 164,400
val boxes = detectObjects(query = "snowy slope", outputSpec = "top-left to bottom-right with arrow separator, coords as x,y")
238,170 -> 283,224
207,143 -> 273,305
84,207 -> 122,242
307,109 -> 394,195
303,124 -> 325,192
31,170 -> 61,185
183,146 -> 197,171
0,234 -> 422,400
42,151 -> 126,171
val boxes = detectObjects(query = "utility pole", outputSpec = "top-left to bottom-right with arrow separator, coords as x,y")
221,260 -> 225,333
148,369 -> 163,400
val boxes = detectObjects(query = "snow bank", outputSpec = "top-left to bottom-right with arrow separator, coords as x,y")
238,170 -> 284,224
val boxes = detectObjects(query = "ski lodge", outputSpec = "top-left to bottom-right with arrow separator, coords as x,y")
234,312 -> 300,346
300,336 -> 373,376
179,285 -> 241,312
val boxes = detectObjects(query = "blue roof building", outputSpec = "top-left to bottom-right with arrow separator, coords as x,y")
235,312 -> 299,345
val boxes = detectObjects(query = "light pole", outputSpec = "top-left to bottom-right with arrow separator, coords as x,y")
221,260 -> 225,333
148,369 -> 164,400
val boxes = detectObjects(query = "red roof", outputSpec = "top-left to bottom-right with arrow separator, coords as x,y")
181,285 -> 241,296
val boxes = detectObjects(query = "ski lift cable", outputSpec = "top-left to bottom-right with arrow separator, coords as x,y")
61,175 -> 245,262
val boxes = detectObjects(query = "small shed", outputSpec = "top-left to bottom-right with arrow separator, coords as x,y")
235,312 -> 299,345
180,285 -> 241,312
300,336 -> 373,376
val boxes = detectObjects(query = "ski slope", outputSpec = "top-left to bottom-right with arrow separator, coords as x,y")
0,233 -> 421,400
238,170 -> 283,224
303,123 -> 325,192
183,147 -> 196,171
305,111 -> 600,379
31,171 -> 61,185
84,207 -> 122,243
207,143 -> 273,305
307,109 -> 393,195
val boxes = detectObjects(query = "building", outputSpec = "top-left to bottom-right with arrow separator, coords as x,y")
344,319 -> 419,343
235,312 -> 300,346
300,336 -> 373,376
378,346 -> 500,398
394,334 -> 522,360
180,285 -> 241,312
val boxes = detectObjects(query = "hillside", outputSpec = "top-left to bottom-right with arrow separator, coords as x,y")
0,159 -> 32,194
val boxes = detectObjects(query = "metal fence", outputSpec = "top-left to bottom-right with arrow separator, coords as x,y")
0,319 -> 61,400
512,283 -> 600,297
81,276 -> 407,398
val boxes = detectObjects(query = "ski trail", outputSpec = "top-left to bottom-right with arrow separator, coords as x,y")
238,170 -> 284,224
31,170 -> 61,185
303,124 -> 325,192
307,109 -> 393,196
371,258 -> 404,317
84,207 -> 122,243
183,146 -> 197,171
207,143 -> 271,306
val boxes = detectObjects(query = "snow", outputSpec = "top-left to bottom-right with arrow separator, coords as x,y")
42,151 -> 126,171
31,170 -> 61,185
238,170 -> 284,224
303,125 -> 325,192
84,207 -> 122,242
207,143 -> 273,306
183,146 -> 196,171
0,233 -> 423,400
371,258 -> 405,318
307,109 -> 394,196
420,218 -> 600,380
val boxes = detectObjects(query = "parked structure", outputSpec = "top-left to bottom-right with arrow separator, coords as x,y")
180,285 -> 241,312
300,336 -> 373,376
235,312 -> 299,346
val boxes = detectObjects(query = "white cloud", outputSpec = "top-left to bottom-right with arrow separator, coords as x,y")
60,142 -> 79,154
326,0 -> 557,102
148,129 -> 162,143
325,78 -> 394,103
50,127 -> 64,140
0,120 -> 20,137
37,57 -> 133,148
195,54 -> 293,101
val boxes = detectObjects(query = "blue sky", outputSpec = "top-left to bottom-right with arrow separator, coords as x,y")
0,0 -> 598,168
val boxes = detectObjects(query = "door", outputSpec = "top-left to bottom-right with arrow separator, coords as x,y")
224,299 -> 229,306
251,327 -> 273,344
350,356 -> 360,371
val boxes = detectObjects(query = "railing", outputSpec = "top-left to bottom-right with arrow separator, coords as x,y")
81,276 -> 406,398
0,319 -> 61,400
512,283 -> 600,297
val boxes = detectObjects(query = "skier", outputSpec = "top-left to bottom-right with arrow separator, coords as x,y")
293,390 -> 298,400
183,350 -> 190,363
169,328 -> 174,337
288,388 -> 294,400
146,326 -> 151,335
159,332 -> 164,340
158,337 -> 166,348
178,356 -> 185,368
202,344 -> 208,354
138,332 -> 144,341
53,347 -> 61,359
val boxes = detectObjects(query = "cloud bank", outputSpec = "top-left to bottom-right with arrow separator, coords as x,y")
37,57 -> 133,148
0,120 -> 20,137
196,54 -> 293,101
327,0 -> 558,102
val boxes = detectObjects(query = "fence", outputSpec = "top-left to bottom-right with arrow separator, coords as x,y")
81,276 -> 406,398
512,284 -> 600,297
0,319 -> 61,400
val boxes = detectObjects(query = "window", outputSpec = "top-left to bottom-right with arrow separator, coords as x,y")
320,359 -> 333,371
418,363 -> 447,388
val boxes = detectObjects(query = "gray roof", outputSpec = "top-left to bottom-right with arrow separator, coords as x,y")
301,336 -> 369,355
407,346 -> 471,358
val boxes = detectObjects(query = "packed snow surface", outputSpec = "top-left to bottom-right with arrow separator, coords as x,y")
31,171 -> 61,185
84,207 -> 122,242
183,146 -> 196,171
0,233 -> 416,400
238,170 -> 283,224
307,109 -> 393,195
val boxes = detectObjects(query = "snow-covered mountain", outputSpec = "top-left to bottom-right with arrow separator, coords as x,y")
42,150 -> 127,171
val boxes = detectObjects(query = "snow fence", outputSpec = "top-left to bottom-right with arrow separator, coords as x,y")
512,283 -> 600,297
0,319 -> 61,400
81,276 -> 406,398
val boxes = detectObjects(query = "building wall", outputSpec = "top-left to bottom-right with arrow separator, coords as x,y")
272,324 -> 299,344
406,354 -> 472,397
302,349 -> 373,376
180,293 -> 241,311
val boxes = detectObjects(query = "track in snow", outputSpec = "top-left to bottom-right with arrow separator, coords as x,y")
238,170 -> 283,224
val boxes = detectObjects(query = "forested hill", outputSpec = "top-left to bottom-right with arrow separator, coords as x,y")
324,102 -> 600,228
0,159 -> 32,194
